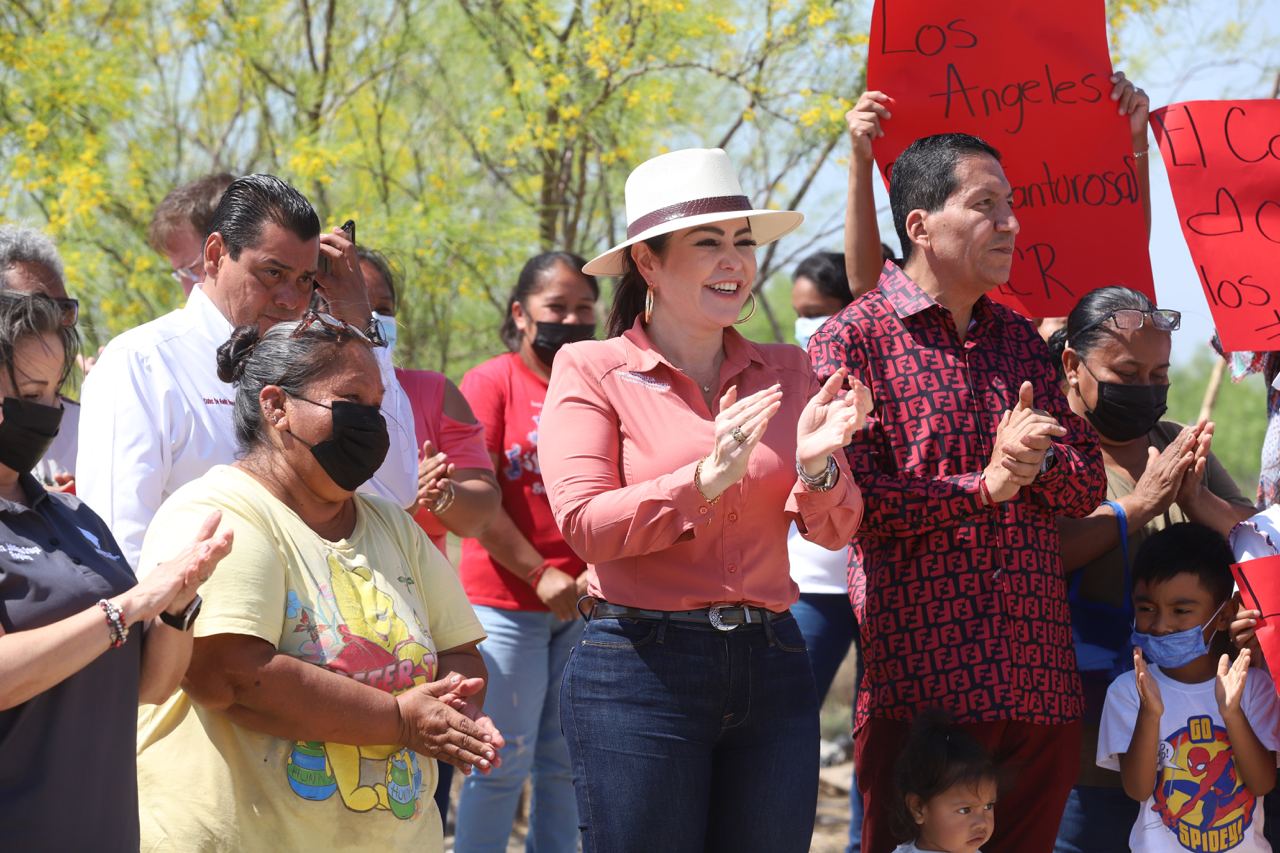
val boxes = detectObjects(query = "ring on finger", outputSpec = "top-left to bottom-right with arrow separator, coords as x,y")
731,426 -> 747,444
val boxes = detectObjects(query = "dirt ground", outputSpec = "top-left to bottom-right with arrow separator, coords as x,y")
812,761 -> 858,852
468,768 -> 855,853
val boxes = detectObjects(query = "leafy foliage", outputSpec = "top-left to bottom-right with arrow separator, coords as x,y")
1,0 -> 867,374
6,0 -> 1266,382
1167,349 -> 1268,499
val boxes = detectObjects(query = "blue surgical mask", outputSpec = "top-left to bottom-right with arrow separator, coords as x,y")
794,315 -> 831,351
1130,599 -> 1228,669
373,312 -> 398,354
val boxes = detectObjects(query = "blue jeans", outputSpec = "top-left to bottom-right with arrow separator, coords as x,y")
561,612 -> 820,853
454,606 -> 583,853
1053,785 -> 1137,853
791,592 -> 863,853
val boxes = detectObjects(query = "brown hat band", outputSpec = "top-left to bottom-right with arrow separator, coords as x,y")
626,195 -> 753,239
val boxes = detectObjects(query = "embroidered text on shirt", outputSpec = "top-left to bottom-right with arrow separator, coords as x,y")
618,372 -> 670,392
3,543 -> 42,562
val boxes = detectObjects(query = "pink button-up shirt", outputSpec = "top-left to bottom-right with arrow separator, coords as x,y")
538,319 -> 863,612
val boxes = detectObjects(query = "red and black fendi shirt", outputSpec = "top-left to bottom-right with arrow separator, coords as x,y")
809,263 -> 1104,729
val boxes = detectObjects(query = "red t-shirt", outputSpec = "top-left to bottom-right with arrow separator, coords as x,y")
458,353 -> 585,610
395,368 -> 492,555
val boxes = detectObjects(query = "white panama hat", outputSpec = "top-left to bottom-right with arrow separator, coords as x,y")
582,148 -> 805,276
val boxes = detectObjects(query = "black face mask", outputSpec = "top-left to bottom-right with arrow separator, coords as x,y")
0,397 -> 63,474
288,398 -> 390,491
531,321 -> 595,366
1082,365 -> 1169,442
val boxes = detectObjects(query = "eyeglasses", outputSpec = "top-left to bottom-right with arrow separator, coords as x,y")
171,255 -> 204,287
54,297 -> 79,327
291,309 -> 386,347
1075,308 -> 1181,338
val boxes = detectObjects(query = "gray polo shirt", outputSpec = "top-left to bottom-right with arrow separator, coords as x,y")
0,474 -> 141,851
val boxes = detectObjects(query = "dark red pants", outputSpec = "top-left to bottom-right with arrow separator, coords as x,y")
855,716 -> 1082,853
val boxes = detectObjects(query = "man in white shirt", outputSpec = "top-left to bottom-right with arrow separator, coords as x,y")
148,172 -> 236,298
77,174 -> 417,567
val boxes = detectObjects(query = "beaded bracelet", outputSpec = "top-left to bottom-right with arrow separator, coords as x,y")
98,599 -> 128,649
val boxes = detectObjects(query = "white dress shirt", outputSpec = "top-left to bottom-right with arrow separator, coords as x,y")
76,287 -> 418,567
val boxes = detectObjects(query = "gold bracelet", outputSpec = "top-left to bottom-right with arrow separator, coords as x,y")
1133,149 -> 1150,159
694,458 -> 720,504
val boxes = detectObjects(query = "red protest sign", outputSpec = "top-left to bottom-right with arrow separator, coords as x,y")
867,0 -> 1153,318
1231,555 -> 1280,694
1150,101 -> 1280,352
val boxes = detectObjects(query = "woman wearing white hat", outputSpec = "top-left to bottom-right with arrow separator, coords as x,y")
538,148 -> 872,852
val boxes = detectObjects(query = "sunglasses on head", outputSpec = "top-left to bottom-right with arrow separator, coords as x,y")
54,297 -> 78,327
1074,308 -> 1180,338
290,309 -> 387,347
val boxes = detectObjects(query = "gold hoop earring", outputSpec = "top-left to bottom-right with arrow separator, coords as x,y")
644,286 -> 654,324
734,292 -> 757,325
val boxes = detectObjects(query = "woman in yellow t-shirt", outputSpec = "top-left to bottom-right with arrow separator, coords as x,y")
135,313 -> 503,852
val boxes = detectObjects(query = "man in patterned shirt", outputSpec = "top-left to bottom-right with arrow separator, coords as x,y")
809,133 -> 1106,853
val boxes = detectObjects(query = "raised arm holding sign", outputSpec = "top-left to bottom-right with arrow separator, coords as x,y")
1151,100 -> 1280,352
866,0 -> 1154,318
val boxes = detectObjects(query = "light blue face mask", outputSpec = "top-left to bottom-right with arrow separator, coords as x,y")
794,315 -> 831,351
372,312 -> 398,355
1130,598 -> 1228,669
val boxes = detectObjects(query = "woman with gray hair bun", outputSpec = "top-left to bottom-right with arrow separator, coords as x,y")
134,313 -> 503,852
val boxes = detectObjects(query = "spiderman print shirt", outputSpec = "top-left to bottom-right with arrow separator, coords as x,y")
809,262 -> 1105,729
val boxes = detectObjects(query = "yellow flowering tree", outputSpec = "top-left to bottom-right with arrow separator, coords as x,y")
1,0 -> 1258,374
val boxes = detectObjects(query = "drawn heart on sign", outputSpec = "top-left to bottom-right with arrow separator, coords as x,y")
1186,187 -> 1244,237
1258,200 -> 1280,245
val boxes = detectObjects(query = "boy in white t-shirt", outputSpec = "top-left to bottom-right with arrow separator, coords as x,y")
1099,522 -> 1280,852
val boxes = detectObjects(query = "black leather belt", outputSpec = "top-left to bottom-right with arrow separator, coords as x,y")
585,599 -> 788,632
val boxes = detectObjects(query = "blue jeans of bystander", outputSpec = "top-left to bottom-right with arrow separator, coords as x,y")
791,592 -> 864,853
453,606 -> 583,853
1053,785 -> 1138,853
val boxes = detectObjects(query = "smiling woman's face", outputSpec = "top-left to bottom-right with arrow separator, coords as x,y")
636,217 -> 758,332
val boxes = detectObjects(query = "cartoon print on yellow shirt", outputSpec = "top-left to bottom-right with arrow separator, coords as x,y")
284,553 -> 438,819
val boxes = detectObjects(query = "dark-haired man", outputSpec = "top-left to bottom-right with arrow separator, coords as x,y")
78,174 -> 417,566
148,172 -> 236,296
808,134 -> 1105,853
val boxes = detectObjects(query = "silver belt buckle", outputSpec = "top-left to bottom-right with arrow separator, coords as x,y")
708,605 -> 739,632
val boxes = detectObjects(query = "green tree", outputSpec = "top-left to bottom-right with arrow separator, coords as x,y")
1,0 -> 865,374
1167,349 -> 1268,498
3,0 -> 1270,381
